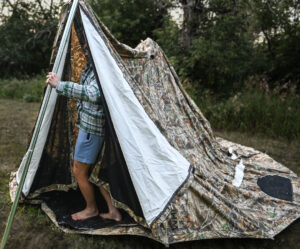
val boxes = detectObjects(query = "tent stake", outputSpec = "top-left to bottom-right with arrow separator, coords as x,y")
0,1 -> 79,248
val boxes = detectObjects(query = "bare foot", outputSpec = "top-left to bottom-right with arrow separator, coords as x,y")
71,208 -> 99,221
100,208 -> 122,222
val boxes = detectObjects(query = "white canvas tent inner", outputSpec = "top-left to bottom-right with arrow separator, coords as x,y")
17,31 -> 71,196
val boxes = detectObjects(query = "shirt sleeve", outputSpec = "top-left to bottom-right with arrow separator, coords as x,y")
56,79 -> 101,103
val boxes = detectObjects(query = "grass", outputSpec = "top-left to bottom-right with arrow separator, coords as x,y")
186,87 -> 300,140
0,98 -> 299,249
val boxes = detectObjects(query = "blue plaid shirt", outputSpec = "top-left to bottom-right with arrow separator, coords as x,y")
56,62 -> 105,136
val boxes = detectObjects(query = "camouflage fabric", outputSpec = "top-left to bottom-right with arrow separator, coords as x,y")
9,0 -> 300,246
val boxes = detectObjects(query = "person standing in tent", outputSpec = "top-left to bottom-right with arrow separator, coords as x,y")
46,44 -> 122,222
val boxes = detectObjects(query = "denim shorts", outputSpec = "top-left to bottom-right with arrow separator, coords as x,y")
74,129 -> 104,164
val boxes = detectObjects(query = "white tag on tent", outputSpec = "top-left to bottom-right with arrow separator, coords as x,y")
232,159 -> 245,187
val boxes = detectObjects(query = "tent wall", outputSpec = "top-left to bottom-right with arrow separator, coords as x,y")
16,29 -> 71,196
80,8 -> 190,225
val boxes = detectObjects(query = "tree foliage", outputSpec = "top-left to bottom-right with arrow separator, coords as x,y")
251,0 -> 300,87
0,0 -> 299,94
88,0 -> 168,47
185,0 -> 256,92
156,0 -> 300,94
0,0 -> 63,77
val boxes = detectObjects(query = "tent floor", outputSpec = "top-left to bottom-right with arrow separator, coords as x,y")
37,189 -> 137,230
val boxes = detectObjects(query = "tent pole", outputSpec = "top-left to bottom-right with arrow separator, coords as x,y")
0,0 -> 79,248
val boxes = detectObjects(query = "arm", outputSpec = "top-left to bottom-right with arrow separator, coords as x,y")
56,80 -> 101,103
46,72 -> 101,103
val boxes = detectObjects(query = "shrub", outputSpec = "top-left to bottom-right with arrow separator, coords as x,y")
0,75 -> 45,102
189,87 -> 300,140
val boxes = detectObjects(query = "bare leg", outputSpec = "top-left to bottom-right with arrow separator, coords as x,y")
71,160 -> 99,220
99,186 -> 122,221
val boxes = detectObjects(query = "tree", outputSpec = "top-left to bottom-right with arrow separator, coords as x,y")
156,0 -> 300,94
88,0 -> 168,47
158,0 -> 257,93
251,0 -> 300,87
0,0 -> 63,77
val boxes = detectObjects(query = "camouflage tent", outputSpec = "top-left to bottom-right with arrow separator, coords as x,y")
10,0 -> 300,246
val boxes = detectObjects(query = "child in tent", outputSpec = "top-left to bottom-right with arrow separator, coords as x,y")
46,43 -> 122,222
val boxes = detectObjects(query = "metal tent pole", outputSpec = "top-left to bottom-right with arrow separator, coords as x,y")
0,0 -> 79,248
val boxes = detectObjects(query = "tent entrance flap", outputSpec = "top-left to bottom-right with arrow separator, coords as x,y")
16,15 -> 72,197
80,8 -> 190,225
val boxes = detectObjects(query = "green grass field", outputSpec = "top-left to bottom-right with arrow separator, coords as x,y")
0,98 -> 299,248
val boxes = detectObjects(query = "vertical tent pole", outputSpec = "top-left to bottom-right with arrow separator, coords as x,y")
0,0 -> 79,248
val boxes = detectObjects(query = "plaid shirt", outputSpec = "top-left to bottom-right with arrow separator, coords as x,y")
56,62 -> 105,136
